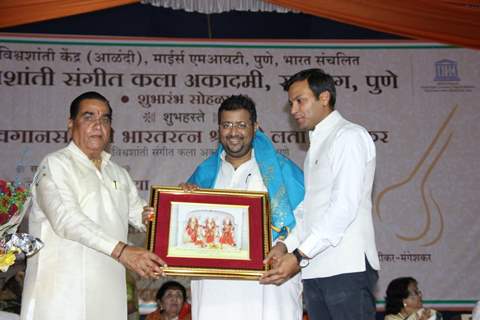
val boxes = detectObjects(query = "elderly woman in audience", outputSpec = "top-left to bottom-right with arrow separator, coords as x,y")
146,281 -> 191,320
472,300 -> 480,320
384,277 -> 441,320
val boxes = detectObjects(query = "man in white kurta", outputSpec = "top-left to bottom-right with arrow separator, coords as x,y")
190,150 -> 303,320
185,95 -> 305,320
21,92 -> 164,320
261,69 -> 380,320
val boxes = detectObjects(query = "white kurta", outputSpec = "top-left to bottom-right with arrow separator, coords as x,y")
283,110 -> 379,279
191,152 -> 303,320
21,142 -> 145,320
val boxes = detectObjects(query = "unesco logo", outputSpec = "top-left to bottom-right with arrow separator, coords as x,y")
421,58 -> 474,93
434,59 -> 460,82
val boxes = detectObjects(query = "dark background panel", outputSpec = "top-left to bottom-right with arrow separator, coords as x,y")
0,3 -> 406,39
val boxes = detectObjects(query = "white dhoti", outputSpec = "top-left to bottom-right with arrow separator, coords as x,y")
191,274 -> 302,320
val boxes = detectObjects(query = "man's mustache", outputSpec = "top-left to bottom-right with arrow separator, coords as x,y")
226,134 -> 243,139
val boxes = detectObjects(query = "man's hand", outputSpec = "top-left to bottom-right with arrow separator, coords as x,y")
260,252 -> 300,286
263,242 -> 288,268
113,242 -> 166,279
179,182 -> 199,192
142,206 -> 155,226
142,182 -> 200,225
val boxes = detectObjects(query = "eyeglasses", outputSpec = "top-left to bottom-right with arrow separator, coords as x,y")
79,112 -> 112,126
220,121 -> 250,130
409,289 -> 422,297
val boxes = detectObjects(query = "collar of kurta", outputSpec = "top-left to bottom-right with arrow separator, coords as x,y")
309,110 -> 342,141
67,141 -> 111,169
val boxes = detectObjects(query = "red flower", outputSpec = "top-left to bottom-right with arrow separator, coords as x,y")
0,213 -> 9,225
8,204 -> 18,216
0,180 -> 7,193
0,179 -> 30,230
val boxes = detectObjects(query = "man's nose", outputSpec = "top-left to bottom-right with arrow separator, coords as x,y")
231,126 -> 241,133
290,103 -> 298,114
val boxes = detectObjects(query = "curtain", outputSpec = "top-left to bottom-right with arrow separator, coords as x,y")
0,0 -> 138,28
0,0 -> 479,49
140,0 -> 295,13
266,0 -> 480,49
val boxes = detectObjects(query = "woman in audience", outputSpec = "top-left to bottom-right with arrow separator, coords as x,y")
146,281 -> 191,320
384,277 -> 441,320
472,300 -> 480,320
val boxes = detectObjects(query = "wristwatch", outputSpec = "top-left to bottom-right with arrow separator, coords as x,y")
292,248 -> 309,268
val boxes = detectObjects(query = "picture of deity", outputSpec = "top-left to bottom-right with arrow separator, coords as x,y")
183,216 -> 204,246
178,209 -> 240,251
203,217 -> 218,247
219,218 -> 236,247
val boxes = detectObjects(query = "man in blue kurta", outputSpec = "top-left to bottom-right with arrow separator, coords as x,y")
186,95 -> 304,320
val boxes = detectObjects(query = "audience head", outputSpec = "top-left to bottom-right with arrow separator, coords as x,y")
156,280 -> 187,318
385,277 -> 424,315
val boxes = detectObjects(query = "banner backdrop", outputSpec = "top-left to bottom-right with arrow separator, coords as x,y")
1,34 -> 479,309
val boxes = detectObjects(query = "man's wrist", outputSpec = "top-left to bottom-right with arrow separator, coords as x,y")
117,243 -> 128,260
292,248 -> 309,268
112,241 -> 127,260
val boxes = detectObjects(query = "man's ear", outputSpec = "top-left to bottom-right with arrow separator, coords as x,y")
254,122 -> 259,131
67,118 -> 73,131
319,91 -> 330,106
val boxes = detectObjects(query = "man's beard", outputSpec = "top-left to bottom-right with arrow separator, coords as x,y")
223,135 -> 253,159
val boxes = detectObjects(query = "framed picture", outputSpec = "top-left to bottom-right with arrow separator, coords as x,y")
147,186 -> 271,280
